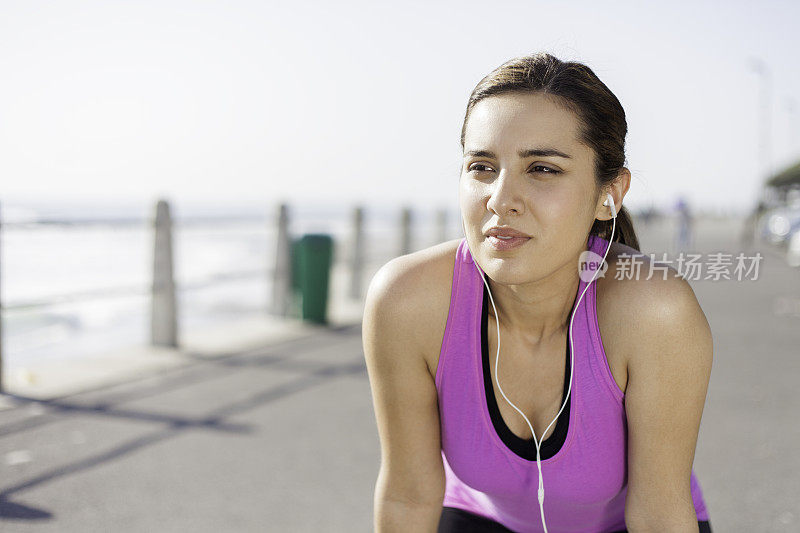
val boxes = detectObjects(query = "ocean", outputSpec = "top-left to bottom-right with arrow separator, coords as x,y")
0,200 -> 460,368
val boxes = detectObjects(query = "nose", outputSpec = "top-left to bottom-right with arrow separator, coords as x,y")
486,172 -> 525,217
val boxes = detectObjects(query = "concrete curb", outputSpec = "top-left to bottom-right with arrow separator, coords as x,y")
0,300 -> 365,407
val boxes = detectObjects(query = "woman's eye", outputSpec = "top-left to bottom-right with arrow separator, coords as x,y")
531,165 -> 560,174
467,163 -> 559,174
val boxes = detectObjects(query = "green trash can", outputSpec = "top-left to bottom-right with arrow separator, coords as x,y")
291,234 -> 334,324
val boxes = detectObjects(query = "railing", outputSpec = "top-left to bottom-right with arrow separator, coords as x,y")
0,199 -> 454,394
3,270 -> 268,312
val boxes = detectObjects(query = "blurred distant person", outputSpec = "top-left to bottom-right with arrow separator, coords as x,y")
741,200 -> 766,246
639,205 -> 656,227
674,195 -> 694,252
364,53 -> 713,532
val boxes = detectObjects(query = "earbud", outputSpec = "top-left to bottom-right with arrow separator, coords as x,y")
603,193 -> 617,219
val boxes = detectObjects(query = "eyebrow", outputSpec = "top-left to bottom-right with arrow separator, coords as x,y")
464,148 -> 572,159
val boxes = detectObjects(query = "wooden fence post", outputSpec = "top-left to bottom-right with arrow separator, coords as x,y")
0,201 -> 4,394
151,199 -> 178,347
349,206 -> 365,300
271,203 -> 291,316
400,207 -> 412,256
436,208 -> 448,244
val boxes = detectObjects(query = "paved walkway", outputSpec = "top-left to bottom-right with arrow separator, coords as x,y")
1,323 -> 377,532
1,215 -> 798,532
633,215 -> 800,532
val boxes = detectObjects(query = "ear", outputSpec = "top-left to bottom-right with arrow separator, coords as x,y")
595,168 -> 632,221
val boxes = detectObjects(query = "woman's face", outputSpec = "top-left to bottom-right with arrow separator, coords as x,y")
459,92 -> 602,285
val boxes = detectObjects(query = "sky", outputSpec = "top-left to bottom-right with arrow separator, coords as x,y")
1,0 -> 799,216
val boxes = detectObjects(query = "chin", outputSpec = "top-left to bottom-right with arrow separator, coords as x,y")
477,252 -> 534,284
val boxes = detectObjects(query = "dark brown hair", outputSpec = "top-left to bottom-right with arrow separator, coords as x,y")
460,52 -> 640,251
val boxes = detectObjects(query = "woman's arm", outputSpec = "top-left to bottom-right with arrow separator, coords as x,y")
363,257 -> 446,532
620,269 -> 713,532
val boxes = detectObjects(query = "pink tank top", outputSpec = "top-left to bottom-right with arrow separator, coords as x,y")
435,234 -> 709,532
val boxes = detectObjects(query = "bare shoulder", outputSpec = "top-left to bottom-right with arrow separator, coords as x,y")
598,241 -> 709,321
595,241 -> 713,392
364,238 -> 463,378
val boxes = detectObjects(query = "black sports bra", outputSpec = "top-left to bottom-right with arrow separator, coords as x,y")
481,283 -> 571,461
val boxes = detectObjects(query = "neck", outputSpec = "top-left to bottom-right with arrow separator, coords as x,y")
484,253 -> 583,345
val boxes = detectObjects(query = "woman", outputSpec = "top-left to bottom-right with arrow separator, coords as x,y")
363,53 -> 713,532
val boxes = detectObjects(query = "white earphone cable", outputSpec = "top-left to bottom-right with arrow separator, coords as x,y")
462,194 -> 616,532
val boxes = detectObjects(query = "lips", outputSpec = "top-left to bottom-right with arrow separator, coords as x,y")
486,234 -> 529,251
485,226 -> 531,239
484,226 -> 531,251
